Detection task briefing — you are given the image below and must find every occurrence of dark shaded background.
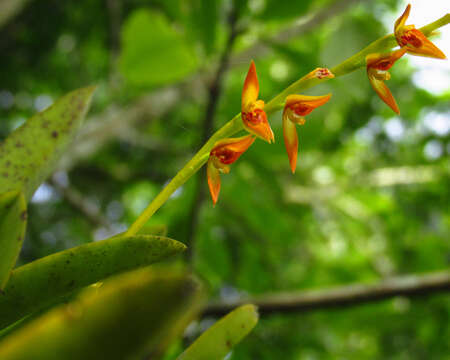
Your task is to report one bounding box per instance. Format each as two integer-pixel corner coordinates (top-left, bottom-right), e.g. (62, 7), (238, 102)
(0, 0), (449, 358)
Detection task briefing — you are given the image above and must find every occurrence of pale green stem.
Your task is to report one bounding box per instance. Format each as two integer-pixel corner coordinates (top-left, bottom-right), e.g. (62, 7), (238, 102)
(126, 14), (449, 236)
(126, 115), (242, 235)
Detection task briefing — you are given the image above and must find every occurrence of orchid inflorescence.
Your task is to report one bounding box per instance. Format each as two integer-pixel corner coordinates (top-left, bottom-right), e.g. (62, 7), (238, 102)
(366, 4), (446, 115)
(124, 4), (447, 236)
(206, 4), (447, 205)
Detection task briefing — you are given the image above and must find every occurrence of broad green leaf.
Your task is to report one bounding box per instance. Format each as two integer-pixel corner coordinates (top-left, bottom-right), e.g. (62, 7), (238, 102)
(120, 9), (197, 87)
(0, 268), (204, 360)
(178, 304), (259, 360)
(0, 86), (96, 201)
(0, 191), (27, 290)
(0, 235), (186, 329)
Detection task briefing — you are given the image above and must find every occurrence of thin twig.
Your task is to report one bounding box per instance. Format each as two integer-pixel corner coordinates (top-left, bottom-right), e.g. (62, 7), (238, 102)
(49, 177), (112, 230)
(106, 0), (122, 87)
(0, 0), (31, 27)
(203, 270), (450, 317)
(185, 3), (241, 261)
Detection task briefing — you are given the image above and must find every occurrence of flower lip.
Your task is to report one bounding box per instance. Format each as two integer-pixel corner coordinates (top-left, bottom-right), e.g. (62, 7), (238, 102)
(241, 108), (274, 143)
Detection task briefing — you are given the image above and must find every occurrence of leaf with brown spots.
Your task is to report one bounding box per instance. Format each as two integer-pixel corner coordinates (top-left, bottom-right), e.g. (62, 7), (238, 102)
(0, 191), (27, 290)
(0, 86), (96, 201)
(177, 304), (259, 360)
(0, 234), (187, 330)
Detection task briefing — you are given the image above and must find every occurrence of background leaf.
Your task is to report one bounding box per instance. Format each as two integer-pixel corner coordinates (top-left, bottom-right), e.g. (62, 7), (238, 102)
(0, 267), (204, 360)
(0, 234), (186, 329)
(0, 86), (96, 201)
(178, 304), (259, 360)
(119, 9), (198, 88)
(0, 191), (27, 290)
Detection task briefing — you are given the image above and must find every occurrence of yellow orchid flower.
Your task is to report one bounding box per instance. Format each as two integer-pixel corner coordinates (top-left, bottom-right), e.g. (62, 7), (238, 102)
(241, 61), (275, 143)
(207, 135), (256, 205)
(395, 4), (446, 59)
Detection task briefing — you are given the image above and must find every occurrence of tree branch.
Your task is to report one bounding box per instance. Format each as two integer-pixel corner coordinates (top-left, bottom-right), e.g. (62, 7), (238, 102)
(185, 3), (241, 261)
(203, 271), (450, 317)
(0, 0), (31, 28)
(49, 176), (112, 230)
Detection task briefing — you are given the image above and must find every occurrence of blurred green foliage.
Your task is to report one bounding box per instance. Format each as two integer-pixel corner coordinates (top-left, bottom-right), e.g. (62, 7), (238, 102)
(0, 0), (449, 358)
(120, 9), (198, 87)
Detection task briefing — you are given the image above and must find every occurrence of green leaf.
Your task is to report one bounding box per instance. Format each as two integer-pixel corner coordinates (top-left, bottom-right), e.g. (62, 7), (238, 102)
(0, 267), (203, 360)
(120, 9), (197, 87)
(0, 191), (27, 290)
(0, 86), (96, 201)
(0, 235), (186, 329)
(178, 304), (259, 360)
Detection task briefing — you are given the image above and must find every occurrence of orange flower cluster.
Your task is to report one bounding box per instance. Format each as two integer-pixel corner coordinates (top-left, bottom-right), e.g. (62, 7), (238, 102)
(206, 62), (333, 204)
(366, 4), (446, 115)
(206, 4), (446, 204)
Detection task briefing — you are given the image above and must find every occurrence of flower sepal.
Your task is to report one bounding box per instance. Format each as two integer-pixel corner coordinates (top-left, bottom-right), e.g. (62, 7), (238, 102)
(241, 61), (275, 143)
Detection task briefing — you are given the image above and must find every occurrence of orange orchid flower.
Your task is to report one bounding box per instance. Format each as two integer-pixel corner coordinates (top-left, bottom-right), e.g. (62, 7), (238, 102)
(241, 61), (274, 143)
(366, 48), (407, 114)
(207, 135), (255, 205)
(283, 93), (331, 173)
(394, 4), (446, 59)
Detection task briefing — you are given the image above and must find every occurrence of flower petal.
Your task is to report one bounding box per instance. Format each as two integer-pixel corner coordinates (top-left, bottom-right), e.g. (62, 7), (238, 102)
(242, 60), (259, 112)
(283, 108), (299, 174)
(394, 4), (411, 35)
(403, 29), (446, 59)
(367, 69), (400, 114)
(207, 159), (221, 205)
